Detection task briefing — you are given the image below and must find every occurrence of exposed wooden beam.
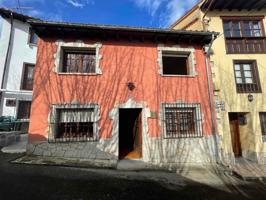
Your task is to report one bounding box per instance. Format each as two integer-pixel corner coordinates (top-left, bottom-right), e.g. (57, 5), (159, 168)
(256, 0), (266, 10)
(209, 0), (220, 11)
(219, 0), (234, 11)
(247, 0), (264, 11)
(228, 0), (241, 11)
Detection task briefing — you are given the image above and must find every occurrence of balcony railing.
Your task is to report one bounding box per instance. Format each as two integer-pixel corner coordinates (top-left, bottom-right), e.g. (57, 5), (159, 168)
(225, 37), (266, 54)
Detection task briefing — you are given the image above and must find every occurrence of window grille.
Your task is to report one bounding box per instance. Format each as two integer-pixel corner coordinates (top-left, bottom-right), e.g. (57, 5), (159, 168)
(162, 103), (203, 138)
(49, 107), (98, 142)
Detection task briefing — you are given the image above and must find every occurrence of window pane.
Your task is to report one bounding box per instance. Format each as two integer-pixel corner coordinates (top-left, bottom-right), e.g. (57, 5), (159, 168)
(234, 64), (241, 70)
(245, 78), (253, 84)
(243, 21), (252, 37)
(243, 64), (251, 70)
(21, 64), (34, 90)
(236, 78), (243, 84)
(252, 21), (260, 29)
(232, 22), (241, 37)
(29, 28), (38, 44)
(223, 21), (230, 30)
(244, 71), (252, 77)
(235, 71), (242, 77)
(223, 21), (231, 37)
(17, 101), (31, 119)
(254, 29), (262, 37)
(62, 50), (96, 73)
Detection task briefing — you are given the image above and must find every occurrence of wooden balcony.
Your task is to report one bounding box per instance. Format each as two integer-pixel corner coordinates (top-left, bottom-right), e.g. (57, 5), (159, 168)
(225, 37), (266, 54)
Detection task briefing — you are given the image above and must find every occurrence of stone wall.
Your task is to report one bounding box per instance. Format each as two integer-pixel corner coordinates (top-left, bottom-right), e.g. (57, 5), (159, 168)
(27, 134), (220, 166)
(0, 131), (21, 147)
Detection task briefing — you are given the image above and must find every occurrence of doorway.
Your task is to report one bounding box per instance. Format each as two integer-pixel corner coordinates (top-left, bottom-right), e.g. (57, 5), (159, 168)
(229, 113), (242, 157)
(119, 108), (142, 159)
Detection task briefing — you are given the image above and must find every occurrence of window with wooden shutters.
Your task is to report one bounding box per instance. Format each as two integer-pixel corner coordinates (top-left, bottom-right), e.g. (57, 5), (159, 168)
(259, 113), (266, 142)
(62, 49), (96, 73)
(162, 103), (203, 138)
(233, 61), (261, 93)
(222, 17), (266, 54)
(17, 101), (31, 119)
(21, 64), (34, 90)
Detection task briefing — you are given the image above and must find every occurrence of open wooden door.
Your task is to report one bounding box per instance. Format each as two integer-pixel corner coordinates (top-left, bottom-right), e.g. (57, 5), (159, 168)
(119, 109), (142, 159)
(133, 111), (142, 157)
(229, 113), (242, 157)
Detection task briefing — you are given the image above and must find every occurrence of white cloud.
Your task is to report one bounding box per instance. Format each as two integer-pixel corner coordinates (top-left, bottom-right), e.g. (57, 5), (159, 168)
(25, 9), (43, 17)
(66, 0), (94, 8)
(67, 0), (84, 8)
(131, 0), (199, 27)
(131, 0), (165, 16)
(162, 0), (198, 27)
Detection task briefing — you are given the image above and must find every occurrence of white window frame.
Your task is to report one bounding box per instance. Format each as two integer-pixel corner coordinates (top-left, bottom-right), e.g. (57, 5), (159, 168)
(48, 103), (100, 142)
(157, 44), (197, 77)
(54, 40), (102, 75)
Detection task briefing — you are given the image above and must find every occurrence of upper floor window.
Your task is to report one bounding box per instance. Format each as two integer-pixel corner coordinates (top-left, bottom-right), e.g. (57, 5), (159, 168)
(233, 60), (261, 93)
(62, 49), (96, 73)
(222, 17), (266, 54)
(162, 52), (189, 75)
(54, 41), (102, 74)
(223, 20), (263, 38)
(21, 63), (34, 90)
(158, 45), (196, 76)
(28, 28), (38, 45)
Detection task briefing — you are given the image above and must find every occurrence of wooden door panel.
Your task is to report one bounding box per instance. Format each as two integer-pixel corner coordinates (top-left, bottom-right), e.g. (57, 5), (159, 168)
(229, 118), (242, 157)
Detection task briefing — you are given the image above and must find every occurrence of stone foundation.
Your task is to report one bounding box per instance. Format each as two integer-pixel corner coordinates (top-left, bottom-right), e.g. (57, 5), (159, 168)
(27, 134), (220, 166)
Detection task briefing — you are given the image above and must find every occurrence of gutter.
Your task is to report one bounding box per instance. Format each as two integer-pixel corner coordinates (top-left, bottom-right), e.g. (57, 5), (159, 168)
(1, 12), (13, 90)
(204, 33), (220, 163)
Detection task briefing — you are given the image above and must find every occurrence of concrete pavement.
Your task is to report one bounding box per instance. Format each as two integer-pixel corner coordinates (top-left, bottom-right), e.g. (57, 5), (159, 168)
(1, 133), (27, 153)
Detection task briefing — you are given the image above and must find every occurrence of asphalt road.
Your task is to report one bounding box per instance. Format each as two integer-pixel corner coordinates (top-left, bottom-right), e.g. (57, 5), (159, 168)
(0, 152), (266, 200)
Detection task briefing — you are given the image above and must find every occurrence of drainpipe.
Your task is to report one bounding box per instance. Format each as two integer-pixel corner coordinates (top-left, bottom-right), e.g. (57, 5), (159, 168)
(0, 12), (13, 115)
(1, 12), (13, 89)
(204, 33), (220, 163)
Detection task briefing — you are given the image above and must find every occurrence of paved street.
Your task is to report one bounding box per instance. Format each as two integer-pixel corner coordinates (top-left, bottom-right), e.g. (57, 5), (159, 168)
(0, 152), (266, 200)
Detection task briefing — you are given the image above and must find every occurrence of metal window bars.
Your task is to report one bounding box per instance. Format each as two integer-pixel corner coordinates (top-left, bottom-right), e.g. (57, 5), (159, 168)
(162, 103), (203, 139)
(48, 107), (98, 143)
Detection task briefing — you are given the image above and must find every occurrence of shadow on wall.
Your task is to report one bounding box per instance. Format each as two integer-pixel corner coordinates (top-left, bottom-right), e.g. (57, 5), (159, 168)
(29, 38), (220, 167)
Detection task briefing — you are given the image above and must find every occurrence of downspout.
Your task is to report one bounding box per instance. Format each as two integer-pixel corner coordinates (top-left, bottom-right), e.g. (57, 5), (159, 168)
(1, 12), (13, 89)
(204, 33), (220, 163)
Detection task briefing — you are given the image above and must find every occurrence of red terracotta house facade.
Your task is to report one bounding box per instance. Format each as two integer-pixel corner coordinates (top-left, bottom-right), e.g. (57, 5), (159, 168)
(27, 20), (218, 166)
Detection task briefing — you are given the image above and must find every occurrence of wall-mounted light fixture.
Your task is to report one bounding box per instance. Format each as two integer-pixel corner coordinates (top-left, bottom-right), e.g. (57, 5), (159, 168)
(127, 82), (135, 91)
(248, 94), (253, 102)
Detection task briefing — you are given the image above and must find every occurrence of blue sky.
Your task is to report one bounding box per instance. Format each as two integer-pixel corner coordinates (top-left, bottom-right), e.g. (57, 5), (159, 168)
(0, 0), (199, 28)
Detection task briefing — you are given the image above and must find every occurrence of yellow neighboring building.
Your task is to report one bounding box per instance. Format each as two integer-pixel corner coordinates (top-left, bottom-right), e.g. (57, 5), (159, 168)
(171, 0), (266, 165)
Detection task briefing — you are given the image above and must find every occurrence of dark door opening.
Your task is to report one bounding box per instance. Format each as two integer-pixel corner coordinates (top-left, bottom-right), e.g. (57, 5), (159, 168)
(119, 108), (142, 159)
(229, 113), (242, 157)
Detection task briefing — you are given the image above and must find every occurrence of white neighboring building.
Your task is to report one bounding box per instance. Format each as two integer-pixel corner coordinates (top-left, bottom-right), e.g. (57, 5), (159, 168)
(0, 8), (37, 122)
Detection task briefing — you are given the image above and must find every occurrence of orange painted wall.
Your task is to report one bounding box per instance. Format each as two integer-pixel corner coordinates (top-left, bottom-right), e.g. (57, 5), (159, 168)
(29, 37), (213, 143)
